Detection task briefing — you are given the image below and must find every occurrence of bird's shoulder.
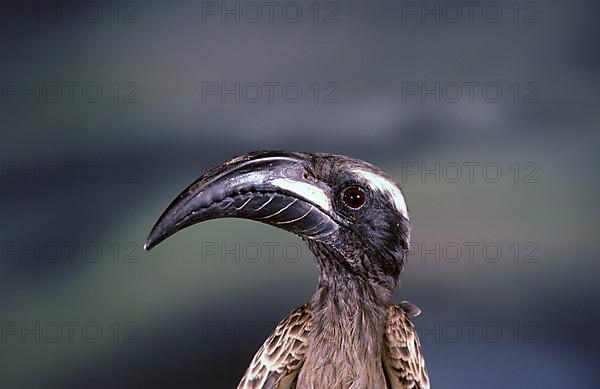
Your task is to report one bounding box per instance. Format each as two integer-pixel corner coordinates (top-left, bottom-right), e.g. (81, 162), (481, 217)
(383, 301), (430, 389)
(237, 303), (312, 389)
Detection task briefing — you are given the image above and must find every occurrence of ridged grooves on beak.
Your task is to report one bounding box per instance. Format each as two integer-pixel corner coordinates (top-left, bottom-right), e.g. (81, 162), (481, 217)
(144, 151), (338, 251)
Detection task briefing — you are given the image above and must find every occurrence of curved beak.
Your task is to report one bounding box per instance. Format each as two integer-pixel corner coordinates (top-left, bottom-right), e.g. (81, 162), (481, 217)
(144, 151), (339, 251)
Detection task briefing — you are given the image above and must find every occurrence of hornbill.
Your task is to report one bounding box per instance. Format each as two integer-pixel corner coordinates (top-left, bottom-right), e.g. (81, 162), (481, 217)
(144, 151), (430, 389)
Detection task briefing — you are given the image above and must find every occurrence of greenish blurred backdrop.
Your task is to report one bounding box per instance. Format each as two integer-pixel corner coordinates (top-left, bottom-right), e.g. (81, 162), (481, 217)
(1, 0), (599, 387)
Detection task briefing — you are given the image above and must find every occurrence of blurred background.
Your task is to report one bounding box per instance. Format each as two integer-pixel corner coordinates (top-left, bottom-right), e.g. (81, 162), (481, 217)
(1, 0), (599, 387)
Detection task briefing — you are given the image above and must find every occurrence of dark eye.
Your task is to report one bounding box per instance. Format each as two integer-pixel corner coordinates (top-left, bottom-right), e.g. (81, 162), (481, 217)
(342, 186), (366, 209)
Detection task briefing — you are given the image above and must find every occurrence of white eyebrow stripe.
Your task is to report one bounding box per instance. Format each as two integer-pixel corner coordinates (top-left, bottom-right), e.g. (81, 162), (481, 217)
(271, 178), (332, 212)
(351, 169), (408, 219)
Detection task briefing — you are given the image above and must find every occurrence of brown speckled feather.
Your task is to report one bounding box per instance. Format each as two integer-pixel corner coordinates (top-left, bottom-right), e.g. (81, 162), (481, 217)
(237, 301), (429, 389)
(237, 304), (312, 389)
(383, 303), (430, 389)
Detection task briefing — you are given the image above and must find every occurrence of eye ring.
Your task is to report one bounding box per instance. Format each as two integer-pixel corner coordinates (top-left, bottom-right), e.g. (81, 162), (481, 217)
(342, 186), (366, 209)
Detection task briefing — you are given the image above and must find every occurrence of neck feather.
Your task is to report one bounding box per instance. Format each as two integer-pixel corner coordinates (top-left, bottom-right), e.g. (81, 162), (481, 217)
(299, 240), (395, 387)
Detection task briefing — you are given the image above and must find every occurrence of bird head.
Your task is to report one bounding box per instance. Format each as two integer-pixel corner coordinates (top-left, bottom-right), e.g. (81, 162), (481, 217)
(145, 151), (410, 287)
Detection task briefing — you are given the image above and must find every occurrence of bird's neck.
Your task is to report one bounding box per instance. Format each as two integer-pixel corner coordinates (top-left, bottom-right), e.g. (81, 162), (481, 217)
(307, 239), (397, 309)
(311, 258), (393, 337)
(302, 242), (395, 387)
